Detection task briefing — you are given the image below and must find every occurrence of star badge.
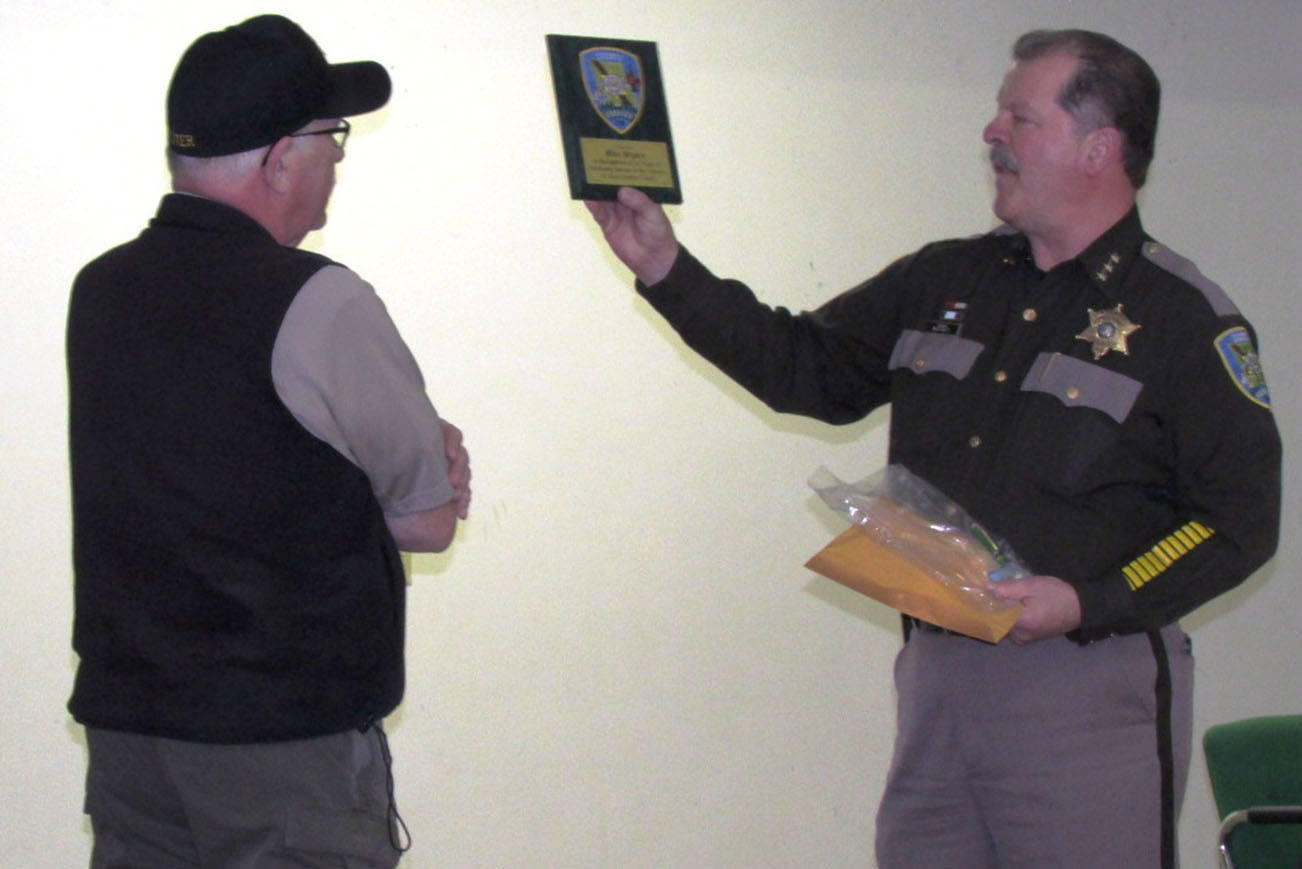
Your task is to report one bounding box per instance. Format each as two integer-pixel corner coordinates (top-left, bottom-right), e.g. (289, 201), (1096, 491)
(1076, 303), (1141, 359)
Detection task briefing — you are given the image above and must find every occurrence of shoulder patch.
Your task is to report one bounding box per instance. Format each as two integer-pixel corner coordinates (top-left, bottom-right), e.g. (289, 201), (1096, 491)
(1215, 327), (1271, 409)
(1142, 241), (1238, 317)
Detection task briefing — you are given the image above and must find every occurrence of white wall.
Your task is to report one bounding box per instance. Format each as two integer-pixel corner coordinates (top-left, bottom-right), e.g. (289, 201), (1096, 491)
(3, 1), (1298, 865)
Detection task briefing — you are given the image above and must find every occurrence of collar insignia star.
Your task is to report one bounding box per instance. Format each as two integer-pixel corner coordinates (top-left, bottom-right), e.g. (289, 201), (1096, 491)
(1076, 303), (1141, 359)
(1094, 252), (1122, 282)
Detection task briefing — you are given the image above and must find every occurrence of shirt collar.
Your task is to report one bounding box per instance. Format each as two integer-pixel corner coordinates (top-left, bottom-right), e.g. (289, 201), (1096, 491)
(996, 207), (1146, 299)
(1074, 207), (1145, 299)
(153, 192), (278, 244)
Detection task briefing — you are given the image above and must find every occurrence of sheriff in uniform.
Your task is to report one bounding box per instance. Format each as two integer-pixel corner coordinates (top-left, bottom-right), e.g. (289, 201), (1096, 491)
(584, 28), (1280, 869)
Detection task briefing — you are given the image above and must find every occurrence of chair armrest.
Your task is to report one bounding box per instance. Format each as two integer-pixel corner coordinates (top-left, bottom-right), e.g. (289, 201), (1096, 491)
(1218, 806), (1302, 869)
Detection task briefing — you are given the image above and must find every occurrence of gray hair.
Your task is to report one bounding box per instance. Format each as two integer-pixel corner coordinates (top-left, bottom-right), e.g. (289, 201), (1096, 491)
(167, 146), (267, 188)
(1013, 29), (1161, 188)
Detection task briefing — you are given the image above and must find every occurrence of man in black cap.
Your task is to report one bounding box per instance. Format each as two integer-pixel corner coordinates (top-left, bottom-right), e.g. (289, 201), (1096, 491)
(67, 15), (469, 867)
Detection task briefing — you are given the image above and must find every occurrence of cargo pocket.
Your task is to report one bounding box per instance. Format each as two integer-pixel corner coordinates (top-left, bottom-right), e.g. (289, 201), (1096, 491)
(282, 804), (395, 867)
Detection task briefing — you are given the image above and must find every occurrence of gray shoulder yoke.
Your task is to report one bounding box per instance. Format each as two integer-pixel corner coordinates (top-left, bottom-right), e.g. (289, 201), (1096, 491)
(1141, 241), (1239, 317)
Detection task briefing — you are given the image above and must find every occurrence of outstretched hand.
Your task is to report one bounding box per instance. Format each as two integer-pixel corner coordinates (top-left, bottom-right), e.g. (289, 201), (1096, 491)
(584, 186), (680, 286)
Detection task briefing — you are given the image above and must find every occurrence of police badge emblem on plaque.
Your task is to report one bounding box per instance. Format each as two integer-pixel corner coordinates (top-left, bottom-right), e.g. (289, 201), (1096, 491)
(547, 34), (682, 203)
(580, 47), (645, 134)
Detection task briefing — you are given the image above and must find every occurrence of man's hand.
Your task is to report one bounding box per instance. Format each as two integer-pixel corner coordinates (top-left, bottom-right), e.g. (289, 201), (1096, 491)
(383, 422), (470, 552)
(441, 420), (471, 519)
(992, 575), (1082, 644)
(584, 186), (680, 286)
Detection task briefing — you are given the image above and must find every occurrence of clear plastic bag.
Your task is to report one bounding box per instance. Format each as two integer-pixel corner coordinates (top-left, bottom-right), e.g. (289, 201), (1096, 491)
(809, 464), (1028, 615)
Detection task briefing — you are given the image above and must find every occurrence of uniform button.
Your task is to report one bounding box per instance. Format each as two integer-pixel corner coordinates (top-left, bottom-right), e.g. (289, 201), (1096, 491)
(1023, 308), (1038, 322)
(1066, 386), (1081, 400)
(913, 357), (927, 370)
(968, 435), (982, 448)
(994, 370), (1008, 383)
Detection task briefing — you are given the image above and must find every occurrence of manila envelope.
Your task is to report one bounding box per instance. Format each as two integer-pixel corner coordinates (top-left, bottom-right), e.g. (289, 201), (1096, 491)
(806, 525), (1021, 643)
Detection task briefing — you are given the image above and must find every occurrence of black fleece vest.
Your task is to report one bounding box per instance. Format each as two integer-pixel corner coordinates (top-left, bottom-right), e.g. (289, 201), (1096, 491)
(67, 194), (405, 743)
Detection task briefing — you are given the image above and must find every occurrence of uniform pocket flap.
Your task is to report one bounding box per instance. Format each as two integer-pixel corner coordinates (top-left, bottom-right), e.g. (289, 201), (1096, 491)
(1021, 352), (1142, 423)
(888, 329), (984, 379)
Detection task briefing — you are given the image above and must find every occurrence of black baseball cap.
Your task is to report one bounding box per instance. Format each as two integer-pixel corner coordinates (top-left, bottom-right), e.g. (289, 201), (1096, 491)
(167, 14), (391, 157)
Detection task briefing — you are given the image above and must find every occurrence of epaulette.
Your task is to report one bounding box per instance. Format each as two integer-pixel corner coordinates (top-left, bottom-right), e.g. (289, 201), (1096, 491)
(1141, 241), (1238, 317)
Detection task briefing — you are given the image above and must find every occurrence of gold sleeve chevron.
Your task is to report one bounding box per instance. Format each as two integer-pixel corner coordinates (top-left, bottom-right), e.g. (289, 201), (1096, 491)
(1122, 521), (1215, 591)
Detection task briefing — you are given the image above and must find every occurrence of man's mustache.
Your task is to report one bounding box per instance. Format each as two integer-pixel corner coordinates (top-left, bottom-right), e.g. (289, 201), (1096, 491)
(990, 147), (1019, 174)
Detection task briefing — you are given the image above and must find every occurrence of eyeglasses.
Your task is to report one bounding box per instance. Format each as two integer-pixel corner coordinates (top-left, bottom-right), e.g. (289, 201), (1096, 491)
(290, 119), (351, 150)
(261, 120), (351, 165)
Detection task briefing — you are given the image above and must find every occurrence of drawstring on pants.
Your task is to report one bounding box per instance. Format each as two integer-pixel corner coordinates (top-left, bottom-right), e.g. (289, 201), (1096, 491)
(363, 720), (411, 853)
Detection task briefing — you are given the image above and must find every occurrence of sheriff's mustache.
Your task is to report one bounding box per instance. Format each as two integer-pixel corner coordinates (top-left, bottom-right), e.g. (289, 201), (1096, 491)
(990, 147), (1019, 174)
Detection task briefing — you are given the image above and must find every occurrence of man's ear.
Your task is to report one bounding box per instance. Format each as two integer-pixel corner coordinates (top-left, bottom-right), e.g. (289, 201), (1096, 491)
(1082, 126), (1123, 177)
(260, 137), (294, 192)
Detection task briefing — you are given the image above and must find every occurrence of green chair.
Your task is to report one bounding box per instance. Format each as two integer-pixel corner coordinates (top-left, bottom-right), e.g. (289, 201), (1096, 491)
(1203, 715), (1302, 868)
